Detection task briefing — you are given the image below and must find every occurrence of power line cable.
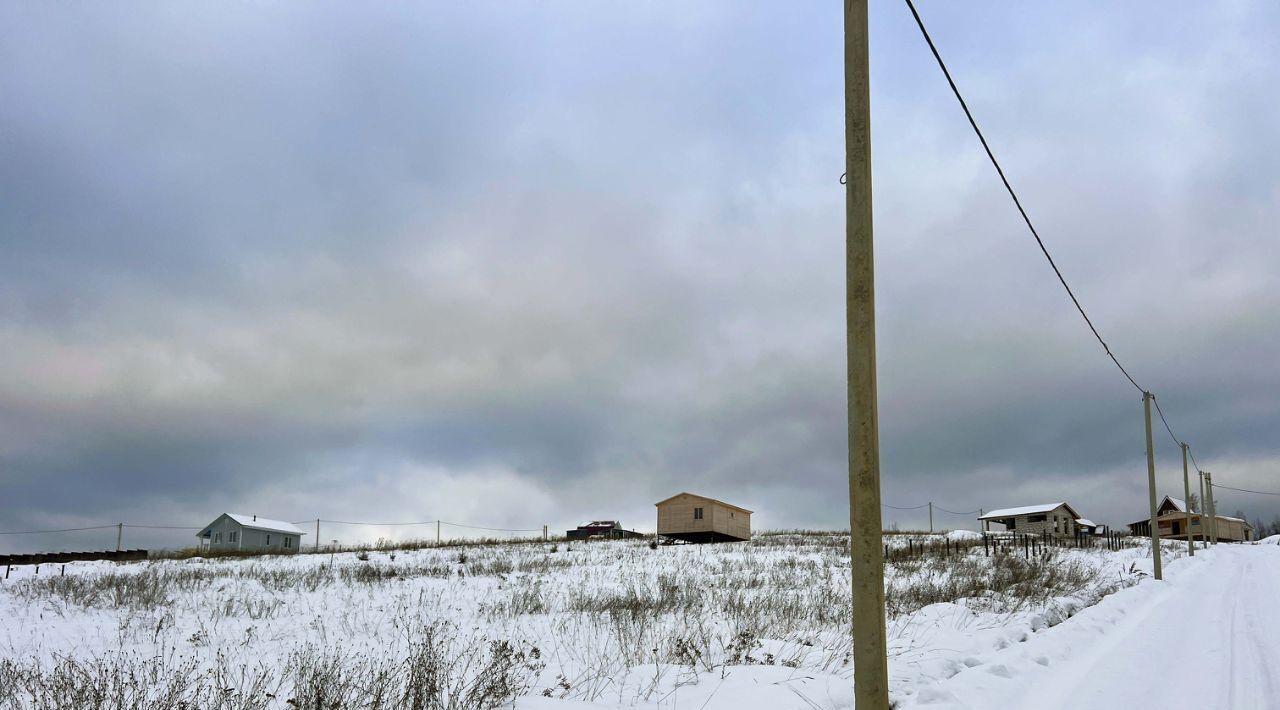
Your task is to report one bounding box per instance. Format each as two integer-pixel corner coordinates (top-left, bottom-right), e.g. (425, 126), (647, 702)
(901, 0), (1143, 394)
(882, 503), (929, 511)
(123, 525), (201, 530)
(440, 521), (542, 533)
(315, 519), (439, 527)
(934, 506), (982, 516)
(1210, 483), (1280, 497)
(0, 524), (117, 536)
(1151, 395), (1183, 449)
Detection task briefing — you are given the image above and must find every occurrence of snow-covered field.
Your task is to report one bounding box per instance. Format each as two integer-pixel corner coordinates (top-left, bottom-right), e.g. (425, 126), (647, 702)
(0, 532), (1187, 709)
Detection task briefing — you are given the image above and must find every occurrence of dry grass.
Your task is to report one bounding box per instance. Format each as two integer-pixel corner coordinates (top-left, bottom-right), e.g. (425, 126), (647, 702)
(2, 530), (1152, 707)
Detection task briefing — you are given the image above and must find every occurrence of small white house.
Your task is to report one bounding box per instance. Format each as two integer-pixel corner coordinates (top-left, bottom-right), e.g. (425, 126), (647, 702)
(197, 513), (305, 553)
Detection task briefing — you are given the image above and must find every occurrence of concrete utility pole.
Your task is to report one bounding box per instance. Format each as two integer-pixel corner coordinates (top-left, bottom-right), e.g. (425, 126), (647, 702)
(436, 520), (441, 545)
(845, 1), (890, 707)
(1181, 444), (1194, 556)
(1142, 392), (1162, 580)
(116, 522), (123, 552)
(315, 519), (321, 552)
(1205, 472), (1218, 544)
(928, 502), (934, 533)
(1198, 470), (1207, 545)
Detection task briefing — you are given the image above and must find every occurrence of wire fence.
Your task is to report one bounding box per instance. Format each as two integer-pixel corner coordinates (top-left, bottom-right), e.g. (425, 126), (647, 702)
(0, 517), (556, 557)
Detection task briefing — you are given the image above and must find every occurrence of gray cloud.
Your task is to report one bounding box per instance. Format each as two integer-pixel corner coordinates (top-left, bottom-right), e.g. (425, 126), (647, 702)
(2, 1), (1279, 552)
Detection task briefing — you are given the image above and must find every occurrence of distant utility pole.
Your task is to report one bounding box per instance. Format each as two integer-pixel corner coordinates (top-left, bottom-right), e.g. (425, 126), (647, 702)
(116, 522), (123, 552)
(845, 1), (890, 708)
(1142, 392), (1162, 580)
(928, 502), (934, 533)
(436, 520), (441, 545)
(1181, 444), (1194, 556)
(1198, 470), (1208, 546)
(1206, 472), (1218, 544)
(315, 519), (321, 552)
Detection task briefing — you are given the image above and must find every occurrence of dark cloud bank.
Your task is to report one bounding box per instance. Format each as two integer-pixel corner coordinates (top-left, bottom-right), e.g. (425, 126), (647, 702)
(2, 2), (1278, 552)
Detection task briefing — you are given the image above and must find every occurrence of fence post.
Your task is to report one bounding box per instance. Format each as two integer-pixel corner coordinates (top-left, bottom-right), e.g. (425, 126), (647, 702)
(983, 534), (989, 557)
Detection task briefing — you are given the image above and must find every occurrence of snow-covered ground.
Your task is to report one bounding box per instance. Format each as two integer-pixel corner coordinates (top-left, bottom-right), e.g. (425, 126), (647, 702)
(0, 532), (1246, 709)
(900, 542), (1280, 709)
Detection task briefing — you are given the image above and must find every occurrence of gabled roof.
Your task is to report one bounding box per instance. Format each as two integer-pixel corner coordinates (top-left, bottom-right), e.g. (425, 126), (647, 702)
(197, 513), (305, 538)
(655, 492), (753, 514)
(979, 502), (1080, 520)
(1158, 496), (1188, 513)
(1075, 518), (1097, 528)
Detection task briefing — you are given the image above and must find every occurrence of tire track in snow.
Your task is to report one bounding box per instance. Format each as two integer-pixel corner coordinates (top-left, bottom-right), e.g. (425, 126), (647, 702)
(901, 545), (1280, 709)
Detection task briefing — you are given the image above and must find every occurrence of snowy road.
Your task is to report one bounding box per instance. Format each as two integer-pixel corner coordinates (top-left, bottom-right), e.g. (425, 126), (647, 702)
(908, 543), (1280, 710)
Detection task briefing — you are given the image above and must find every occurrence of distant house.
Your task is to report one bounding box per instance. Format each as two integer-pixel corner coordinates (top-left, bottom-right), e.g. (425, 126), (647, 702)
(566, 521), (644, 540)
(1075, 518), (1102, 535)
(978, 502), (1086, 537)
(1128, 496), (1255, 543)
(655, 492), (751, 543)
(197, 514), (305, 553)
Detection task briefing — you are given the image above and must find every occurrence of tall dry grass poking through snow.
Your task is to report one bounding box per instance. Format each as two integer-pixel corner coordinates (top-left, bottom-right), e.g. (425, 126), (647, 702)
(0, 530), (1165, 708)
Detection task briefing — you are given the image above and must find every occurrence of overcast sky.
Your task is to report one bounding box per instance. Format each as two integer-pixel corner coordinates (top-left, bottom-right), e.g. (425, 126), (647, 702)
(2, 1), (1278, 553)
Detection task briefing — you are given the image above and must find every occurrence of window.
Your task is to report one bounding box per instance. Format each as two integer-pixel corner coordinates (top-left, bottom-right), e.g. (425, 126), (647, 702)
(693, 507), (704, 520)
(1027, 515), (1047, 523)
(284, 537), (293, 549)
(266, 534), (272, 545)
(215, 532), (222, 543)
(730, 512), (735, 518)
(229, 531), (238, 543)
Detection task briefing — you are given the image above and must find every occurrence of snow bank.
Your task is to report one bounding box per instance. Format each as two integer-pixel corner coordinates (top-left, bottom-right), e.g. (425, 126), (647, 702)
(946, 530), (984, 541)
(0, 533), (1170, 709)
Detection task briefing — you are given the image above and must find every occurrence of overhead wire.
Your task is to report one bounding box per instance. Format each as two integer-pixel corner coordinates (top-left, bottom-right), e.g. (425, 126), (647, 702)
(0, 524), (117, 536)
(310, 519), (439, 527)
(1151, 395), (1183, 449)
(934, 506), (982, 516)
(1209, 483), (1280, 498)
(901, 0), (1144, 395)
(897, 0), (1279, 499)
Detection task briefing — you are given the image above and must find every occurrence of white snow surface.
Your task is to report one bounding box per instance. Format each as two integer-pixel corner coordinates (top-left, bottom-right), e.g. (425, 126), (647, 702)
(978, 503), (1067, 519)
(223, 513), (306, 535)
(2, 534), (1274, 708)
(899, 543), (1280, 710)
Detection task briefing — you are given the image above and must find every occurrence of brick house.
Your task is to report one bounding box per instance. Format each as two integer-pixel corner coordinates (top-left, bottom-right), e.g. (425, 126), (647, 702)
(978, 502), (1085, 537)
